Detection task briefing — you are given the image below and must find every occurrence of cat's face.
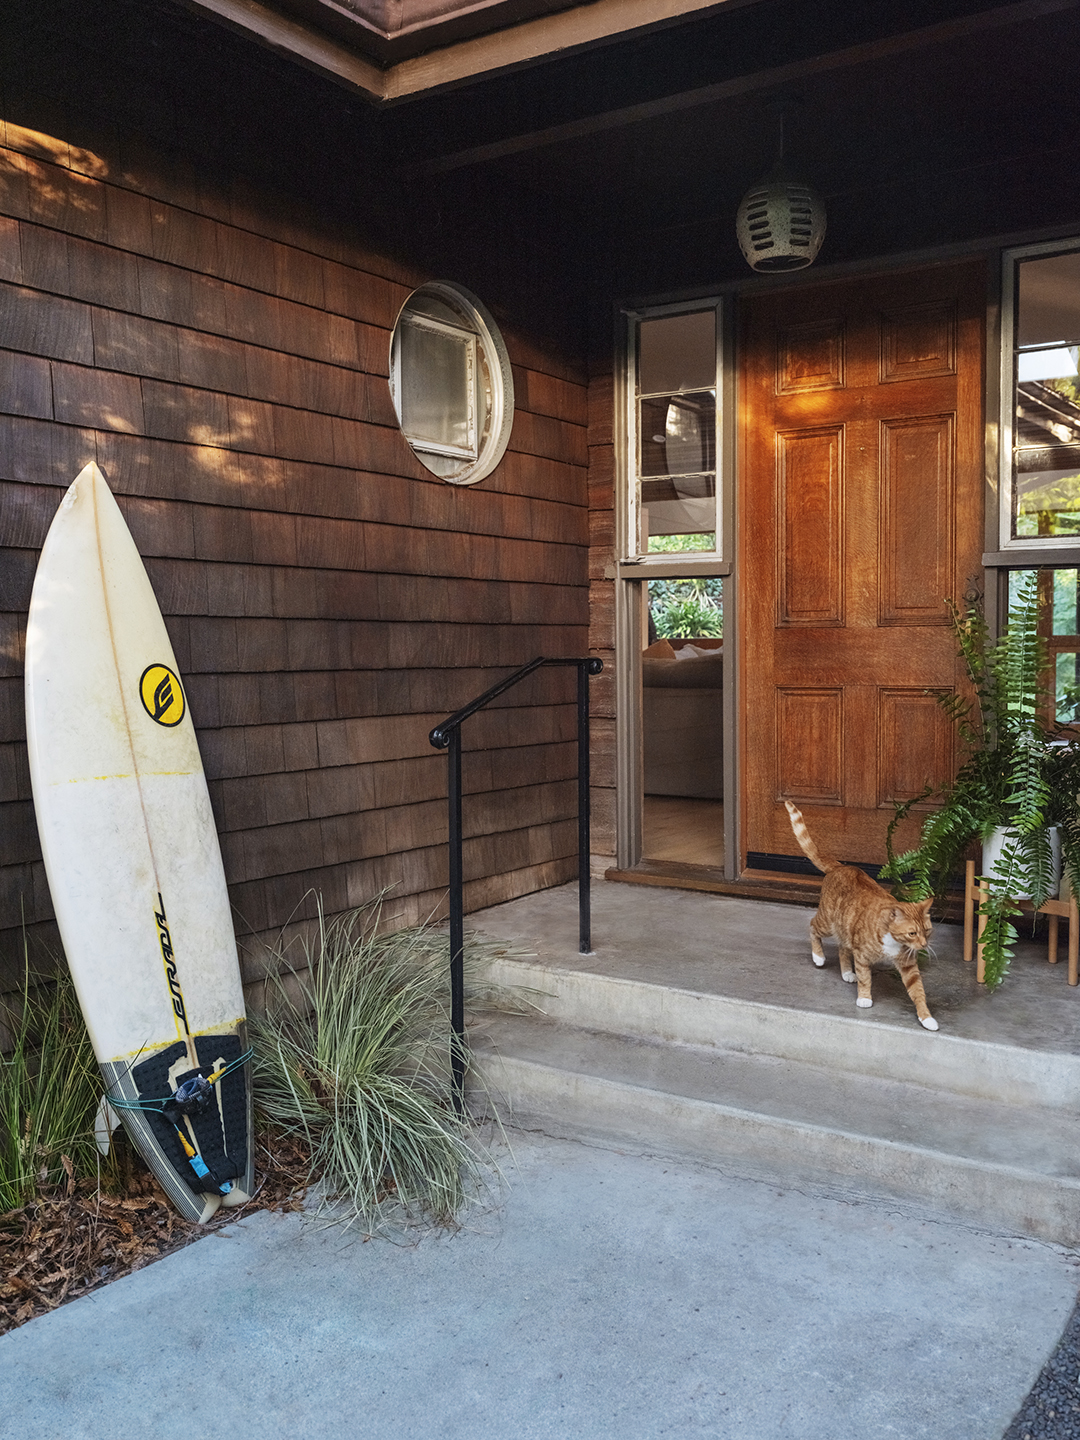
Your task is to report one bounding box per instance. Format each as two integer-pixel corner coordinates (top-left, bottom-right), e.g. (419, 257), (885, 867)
(887, 901), (933, 953)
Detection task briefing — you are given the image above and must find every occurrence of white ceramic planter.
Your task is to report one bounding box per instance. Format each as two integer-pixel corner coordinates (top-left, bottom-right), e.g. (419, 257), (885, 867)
(982, 825), (1062, 900)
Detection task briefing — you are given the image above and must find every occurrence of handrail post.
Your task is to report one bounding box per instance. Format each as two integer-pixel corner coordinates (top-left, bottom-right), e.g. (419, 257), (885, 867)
(447, 727), (466, 1115)
(431, 655), (602, 1112)
(577, 659), (592, 955)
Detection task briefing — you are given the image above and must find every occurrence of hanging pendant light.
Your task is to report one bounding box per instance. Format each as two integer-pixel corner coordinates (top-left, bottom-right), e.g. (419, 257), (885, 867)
(736, 110), (826, 272)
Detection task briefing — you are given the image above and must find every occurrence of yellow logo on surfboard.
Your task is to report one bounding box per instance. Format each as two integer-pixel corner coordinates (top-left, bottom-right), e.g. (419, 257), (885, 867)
(139, 664), (186, 727)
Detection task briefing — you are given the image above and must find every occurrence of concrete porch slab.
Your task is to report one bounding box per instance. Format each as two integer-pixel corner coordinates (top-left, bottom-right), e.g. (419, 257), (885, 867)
(467, 879), (1080, 1057)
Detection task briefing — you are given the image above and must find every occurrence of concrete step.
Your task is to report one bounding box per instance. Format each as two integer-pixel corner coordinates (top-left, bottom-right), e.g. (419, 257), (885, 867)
(476, 951), (1080, 1112)
(470, 1012), (1080, 1245)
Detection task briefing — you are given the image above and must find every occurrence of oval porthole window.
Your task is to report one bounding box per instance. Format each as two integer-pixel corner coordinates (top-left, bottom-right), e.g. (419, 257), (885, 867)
(389, 282), (514, 485)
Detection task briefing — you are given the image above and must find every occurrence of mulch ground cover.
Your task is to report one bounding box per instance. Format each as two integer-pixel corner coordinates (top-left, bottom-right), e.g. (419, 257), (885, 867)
(0, 1127), (311, 1336)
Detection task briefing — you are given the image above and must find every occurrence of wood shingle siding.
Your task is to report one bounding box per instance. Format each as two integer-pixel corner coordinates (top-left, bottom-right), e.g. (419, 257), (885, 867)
(0, 117), (590, 992)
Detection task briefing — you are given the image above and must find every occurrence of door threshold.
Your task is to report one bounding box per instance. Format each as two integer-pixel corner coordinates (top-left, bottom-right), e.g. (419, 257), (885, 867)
(607, 860), (965, 922)
(606, 859), (821, 906)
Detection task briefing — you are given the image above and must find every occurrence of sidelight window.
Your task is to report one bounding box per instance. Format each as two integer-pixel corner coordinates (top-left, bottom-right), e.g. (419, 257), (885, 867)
(629, 306), (721, 556)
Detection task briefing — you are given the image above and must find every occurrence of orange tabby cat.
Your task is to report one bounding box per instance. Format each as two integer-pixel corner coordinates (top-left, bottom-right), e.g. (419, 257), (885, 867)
(785, 801), (938, 1031)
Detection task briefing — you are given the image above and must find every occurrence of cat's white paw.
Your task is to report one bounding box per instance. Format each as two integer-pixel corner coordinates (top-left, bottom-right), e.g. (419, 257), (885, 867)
(811, 952), (825, 967)
(856, 996), (873, 1008)
(841, 970), (856, 983)
(920, 1015), (939, 1031)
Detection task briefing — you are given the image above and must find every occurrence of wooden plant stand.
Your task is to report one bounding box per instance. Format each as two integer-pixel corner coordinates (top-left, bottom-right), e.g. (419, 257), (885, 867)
(963, 859), (1079, 986)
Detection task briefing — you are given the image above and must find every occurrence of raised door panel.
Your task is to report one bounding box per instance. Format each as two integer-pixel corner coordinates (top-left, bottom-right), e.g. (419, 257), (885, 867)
(777, 427), (844, 626)
(879, 414), (955, 626)
(777, 318), (845, 393)
(776, 688), (843, 803)
(880, 301), (957, 383)
(877, 688), (954, 808)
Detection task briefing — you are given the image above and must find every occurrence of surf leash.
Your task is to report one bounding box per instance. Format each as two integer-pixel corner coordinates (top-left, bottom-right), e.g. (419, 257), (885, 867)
(105, 1049), (253, 1195)
(106, 1049), (254, 1117)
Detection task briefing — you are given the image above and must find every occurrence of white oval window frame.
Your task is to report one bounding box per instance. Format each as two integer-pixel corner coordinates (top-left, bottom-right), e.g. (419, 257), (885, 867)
(389, 281), (515, 486)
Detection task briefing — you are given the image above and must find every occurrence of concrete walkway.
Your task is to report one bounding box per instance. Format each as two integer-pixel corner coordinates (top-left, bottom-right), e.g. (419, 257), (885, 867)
(1, 1131), (1077, 1440)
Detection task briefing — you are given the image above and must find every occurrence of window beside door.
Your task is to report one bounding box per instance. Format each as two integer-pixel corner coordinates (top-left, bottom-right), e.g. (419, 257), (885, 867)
(620, 298), (728, 872)
(1008, 568), (1080, 728)
(631, 307), (721, 557)
(1004, 244), (1080, 545)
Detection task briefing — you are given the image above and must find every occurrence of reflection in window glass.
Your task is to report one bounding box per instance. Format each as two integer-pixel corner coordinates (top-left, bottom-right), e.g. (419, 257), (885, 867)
(1007, 568), (1080, 725)
(638, 311), (716, 394)
(1056, 652), (1080, 725)
(634, 310), (718, 554)
(647, 567), (723, 639)
(1013, 251), (1080, 537)
(1050, 568), (1080, 635)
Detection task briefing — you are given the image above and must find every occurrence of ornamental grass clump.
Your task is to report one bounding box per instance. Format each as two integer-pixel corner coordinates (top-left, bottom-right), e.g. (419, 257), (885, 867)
(0, 958), (105, 1212)
(251, 897), (499, 1231)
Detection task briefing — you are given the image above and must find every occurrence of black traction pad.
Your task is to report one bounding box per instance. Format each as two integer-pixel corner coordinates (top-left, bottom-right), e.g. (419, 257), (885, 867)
(132, 1035), (249, 1195)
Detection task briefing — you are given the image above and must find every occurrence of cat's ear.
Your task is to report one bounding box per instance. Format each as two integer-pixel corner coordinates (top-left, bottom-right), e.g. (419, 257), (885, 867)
(890, 907), (904, 922)
(919, 899), (933, 916)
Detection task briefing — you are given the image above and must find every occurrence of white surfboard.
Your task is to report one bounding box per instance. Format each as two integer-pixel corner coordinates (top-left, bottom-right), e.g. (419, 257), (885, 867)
(24, 463), (253, 1223)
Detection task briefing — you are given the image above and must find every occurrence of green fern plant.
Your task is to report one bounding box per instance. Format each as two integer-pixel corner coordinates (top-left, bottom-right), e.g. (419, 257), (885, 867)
(882, 572), (1080, 989)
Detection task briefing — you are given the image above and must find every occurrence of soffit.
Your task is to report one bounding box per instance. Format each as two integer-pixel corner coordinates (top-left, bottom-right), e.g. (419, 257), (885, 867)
(180, 0), (754, 100)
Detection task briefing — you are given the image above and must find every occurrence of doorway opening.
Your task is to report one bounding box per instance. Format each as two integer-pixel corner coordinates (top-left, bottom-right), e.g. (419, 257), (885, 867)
(641, 572), (724, 868)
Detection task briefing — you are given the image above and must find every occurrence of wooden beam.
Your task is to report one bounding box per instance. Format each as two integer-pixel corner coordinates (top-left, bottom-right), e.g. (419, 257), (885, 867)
(180, 0), (387, 99)
(182, 0), (744, 103)
(415, 0), (1080, 172)
(384, 0), (741, 99)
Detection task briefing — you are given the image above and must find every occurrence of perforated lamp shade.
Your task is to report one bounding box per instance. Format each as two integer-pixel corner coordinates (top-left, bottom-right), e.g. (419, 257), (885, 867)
(736, 162), (826, 272)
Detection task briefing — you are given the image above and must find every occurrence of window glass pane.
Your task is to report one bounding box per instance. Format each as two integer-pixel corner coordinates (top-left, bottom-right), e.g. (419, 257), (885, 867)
(1018, 253), (1080, 347)
(638, 311), (715, 394)
(399, 319), (475, 455)
(641, 478), (716, 549)
(647, 574), (723, 639)
(1050, 568), (1080, 635)
(1055, 651), (1080, 725)
(634, 309), (719, 556)
(640, 392), (716, 477)
(1006, 569), (1080, 727)
(1014, 253), (1080, 538)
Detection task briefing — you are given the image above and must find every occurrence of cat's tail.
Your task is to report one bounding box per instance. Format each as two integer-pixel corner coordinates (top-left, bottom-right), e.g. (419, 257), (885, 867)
(784, 801), (840, 873)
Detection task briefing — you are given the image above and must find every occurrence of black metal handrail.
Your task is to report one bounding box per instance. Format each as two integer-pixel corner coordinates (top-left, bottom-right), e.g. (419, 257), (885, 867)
(430, 655), (603, 1110)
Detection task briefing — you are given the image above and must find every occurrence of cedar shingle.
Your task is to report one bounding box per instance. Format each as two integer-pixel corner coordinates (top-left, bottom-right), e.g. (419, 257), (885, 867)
(117, 495), (196, 558)
(0, 678), (25, 744)
(263, 770), (310, 826)
(292, 671), (337, 721)
(282, 720), (319, 771)
(0, 285), (93, 364)
(142, 378), (230, 447)
(0, 799), (39, 866)
(0, 350), (52, 420)
(0, 217), (21, 285)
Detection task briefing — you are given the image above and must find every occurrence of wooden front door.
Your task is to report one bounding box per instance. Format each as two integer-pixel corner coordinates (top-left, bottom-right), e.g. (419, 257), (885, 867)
(738, 261), (986, 869)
